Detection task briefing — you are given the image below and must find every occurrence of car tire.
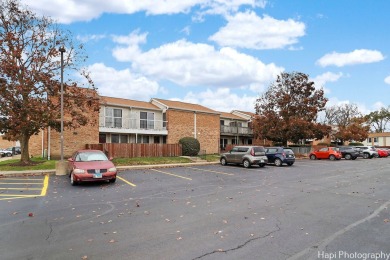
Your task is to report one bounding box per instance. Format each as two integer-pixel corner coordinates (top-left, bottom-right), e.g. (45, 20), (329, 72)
(109, 178), (116, 183)
(70, 173), (78, 186)
(310, 154), (316, 160)
(259, 163), (265, 168)
(351, 157), (357, 160)
(7, 153), (12, 157)
(344, 154), (352, 160)
(287, 162), (294, 166)
(220, 158), (227, 166)
(274, 158), (282, 167)
(329, 155), (336, 161)
(363, 153), (369, 159)
(243, 159), (251, 168)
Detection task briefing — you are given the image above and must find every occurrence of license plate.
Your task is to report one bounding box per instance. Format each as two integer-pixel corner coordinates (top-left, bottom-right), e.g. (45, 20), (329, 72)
(93, 173), (102, 178)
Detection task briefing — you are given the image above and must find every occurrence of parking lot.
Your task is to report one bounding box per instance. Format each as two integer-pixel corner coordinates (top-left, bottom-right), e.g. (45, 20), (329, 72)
(1, 158), (390, 260)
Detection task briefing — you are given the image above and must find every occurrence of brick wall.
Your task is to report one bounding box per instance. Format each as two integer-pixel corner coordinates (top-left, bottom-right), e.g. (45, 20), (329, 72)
(166, 110), (220, 154)
(0, 136), (18, 149)
(29, 113), (99, 159)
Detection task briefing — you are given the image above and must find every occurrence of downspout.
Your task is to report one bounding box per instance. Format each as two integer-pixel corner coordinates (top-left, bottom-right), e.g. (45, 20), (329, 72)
(48, 126), (51, 160)
(41, 130), (44, 157)
(194, 112), (197, 139)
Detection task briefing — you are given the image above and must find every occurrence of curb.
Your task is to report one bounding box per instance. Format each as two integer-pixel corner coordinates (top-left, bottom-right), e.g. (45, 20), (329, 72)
(0, 161), (220, 177)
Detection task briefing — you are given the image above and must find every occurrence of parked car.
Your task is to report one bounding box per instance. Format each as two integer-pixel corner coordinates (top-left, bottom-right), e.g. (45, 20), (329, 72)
(309, 147), (342, 161)
(0, 148), (13, 157)
(353, 146), (379, 159)
(220, 146), (268, 168)
(265, 147), (295, 166)
(376, 148), (389, 158)
(67, 149), (117, 186)
(337, 146), (360, 160)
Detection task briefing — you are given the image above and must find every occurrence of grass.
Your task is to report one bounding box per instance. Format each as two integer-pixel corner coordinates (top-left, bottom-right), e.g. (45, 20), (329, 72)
(0, 154), (220, 172)
(0, 157), (57, 171)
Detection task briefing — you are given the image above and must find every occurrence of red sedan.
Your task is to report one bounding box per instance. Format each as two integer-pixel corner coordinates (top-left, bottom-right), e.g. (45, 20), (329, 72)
(309, 147), (342, 161)
(67, 150), (117, 186)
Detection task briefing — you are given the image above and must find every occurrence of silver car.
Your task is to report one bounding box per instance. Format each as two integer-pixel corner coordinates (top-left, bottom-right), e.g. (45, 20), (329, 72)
(220, 146), (268, 168)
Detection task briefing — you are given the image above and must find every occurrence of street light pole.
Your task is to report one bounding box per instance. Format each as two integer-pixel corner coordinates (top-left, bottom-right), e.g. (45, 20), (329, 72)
(59, 46), (65, 161)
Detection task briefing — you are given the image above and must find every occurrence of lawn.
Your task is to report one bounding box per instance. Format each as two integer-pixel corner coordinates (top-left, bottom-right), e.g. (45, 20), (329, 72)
(0, 155), (220, 172)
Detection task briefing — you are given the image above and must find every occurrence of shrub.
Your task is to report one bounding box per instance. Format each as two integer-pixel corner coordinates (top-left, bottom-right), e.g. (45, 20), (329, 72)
(179, 137), (200, 156)
(348, 142), (364, 146)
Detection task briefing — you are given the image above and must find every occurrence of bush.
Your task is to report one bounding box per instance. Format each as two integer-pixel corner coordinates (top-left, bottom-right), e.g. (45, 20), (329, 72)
(179, 137), (200, 156)
(348, 142), (364, 146)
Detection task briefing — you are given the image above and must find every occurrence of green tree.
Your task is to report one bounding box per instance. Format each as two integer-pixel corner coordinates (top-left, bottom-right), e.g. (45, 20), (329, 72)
(253, 72), (330, 146)
(0, 0), (99, 164)
(365, 106), (390, 133)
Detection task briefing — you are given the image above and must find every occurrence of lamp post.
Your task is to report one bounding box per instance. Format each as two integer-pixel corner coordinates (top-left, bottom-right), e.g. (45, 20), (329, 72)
(56, 46), (67, 175)
(59, 46), (65, 161)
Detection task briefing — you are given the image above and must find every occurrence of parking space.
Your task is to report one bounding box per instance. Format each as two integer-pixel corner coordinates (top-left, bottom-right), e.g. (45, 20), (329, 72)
(0, 158), (389, 260)
(0, 175), (49, 201)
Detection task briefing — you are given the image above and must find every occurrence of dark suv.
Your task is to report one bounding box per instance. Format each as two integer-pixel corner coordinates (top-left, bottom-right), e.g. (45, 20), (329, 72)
(337, 146), (360, 160)
(220, 146), (268, 168)
(265, 147), (295, 166)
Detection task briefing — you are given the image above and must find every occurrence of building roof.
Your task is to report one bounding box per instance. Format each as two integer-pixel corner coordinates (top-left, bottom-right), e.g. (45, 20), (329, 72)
(100, 96), (161, 111)
(151, 98), (219, 114)
(232, 110), (256, 117)
(219, 111), (248, 121)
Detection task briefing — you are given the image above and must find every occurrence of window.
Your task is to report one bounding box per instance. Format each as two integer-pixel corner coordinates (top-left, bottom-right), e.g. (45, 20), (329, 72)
(111, 134), (119, 143)
(163, 113), (167, 128)
(374, 137), (378, 142)
(319, 147), (328, 152)
(140, 112), (154, 129)
(137, 135), (149, 144)
(99, 134), (106, 143)
(368, 138), (372, 143)
(162, 136), (167, 144)
(154, 136), (160, 144)
(220, 138), (228, 149)
(120, 135), (128, 143)
(220, 120), (225, 125)
(105, 108), (122, 128)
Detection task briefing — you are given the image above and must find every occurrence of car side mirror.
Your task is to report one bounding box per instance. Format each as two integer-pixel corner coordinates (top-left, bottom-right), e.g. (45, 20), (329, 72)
(109, 157), (114, 161)
(67, 158), (74, 162)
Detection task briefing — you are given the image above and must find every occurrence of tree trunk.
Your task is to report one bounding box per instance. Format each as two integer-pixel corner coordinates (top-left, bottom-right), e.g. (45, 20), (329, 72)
(20, 134), (31, 164)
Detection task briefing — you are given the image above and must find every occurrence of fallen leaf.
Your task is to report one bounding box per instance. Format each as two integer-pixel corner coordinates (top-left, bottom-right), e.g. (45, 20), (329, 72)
(28, 213), (34, 217)
(109, 239), (116, 243)
(384, 219), (390, 223)
(81, 256), (88, 259)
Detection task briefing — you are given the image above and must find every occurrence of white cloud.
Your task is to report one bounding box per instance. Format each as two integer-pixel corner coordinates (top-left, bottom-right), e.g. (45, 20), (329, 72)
(88, 63), (161, 101)
(317, 49), (385, 67)
(181, 88), (258, 112)
(21, 0), (267, 24)
(112, 31), (283, 91)
(209, 12), (305, 50)
(76, 34), (106, 43)
(385, 75), (390, 85)
(311, 72), (343, 93)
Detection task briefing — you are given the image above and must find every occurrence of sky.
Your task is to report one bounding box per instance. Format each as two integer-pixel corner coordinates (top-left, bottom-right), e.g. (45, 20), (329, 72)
(20, 0), (390, 114)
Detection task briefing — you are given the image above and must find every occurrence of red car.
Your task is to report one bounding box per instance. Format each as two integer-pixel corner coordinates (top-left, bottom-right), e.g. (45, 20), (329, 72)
(377, 149), (389, 158)
(309, 147), (342, 161)
(67, 150), (117, 186)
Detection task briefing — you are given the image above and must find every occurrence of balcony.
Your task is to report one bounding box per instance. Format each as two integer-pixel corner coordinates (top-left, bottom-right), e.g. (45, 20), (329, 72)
(220, 125), (253, 136)
(100, 118), (168, 135)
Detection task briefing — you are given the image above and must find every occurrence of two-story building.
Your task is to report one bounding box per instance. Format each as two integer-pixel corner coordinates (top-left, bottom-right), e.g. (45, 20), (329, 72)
(28, 95), (255, 158)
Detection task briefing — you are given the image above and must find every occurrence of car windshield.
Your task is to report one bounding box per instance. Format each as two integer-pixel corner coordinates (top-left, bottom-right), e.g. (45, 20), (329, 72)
(75, 152), (108, 162)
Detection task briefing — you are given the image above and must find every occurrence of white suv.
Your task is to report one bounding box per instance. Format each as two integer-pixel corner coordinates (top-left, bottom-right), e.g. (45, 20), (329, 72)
(354, 146), (378, 159)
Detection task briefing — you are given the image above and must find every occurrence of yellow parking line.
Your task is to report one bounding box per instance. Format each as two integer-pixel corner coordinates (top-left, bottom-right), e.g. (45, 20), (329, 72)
(150, 169), (192, 181)
(0, 178), (42, 181)
(40, 175), (49, 196)
(0, 182), (43, 185)
(186, 167), (234, 176)
(0, 187), (42, 190)
(0, 194), (38, 197)
(117, 176), (136, 187)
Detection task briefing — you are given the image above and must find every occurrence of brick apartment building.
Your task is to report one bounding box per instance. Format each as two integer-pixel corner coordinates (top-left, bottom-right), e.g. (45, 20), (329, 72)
(28, 95), (257, 158)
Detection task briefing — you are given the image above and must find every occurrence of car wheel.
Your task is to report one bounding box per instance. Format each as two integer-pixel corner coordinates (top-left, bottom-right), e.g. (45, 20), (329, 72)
(259, 163), (265, 168)
(243, 159), (251, 168)
(7, 153), (12, 157)
(310, 154), (316, 160)
(274, 158), (282, 167)
(345, 154), (352, 160)
(329, 155), (336, 161)
(363, 153), (369, 159)
(287, 162), (294, 166)
(70, 173), (78, 186)
(109, 178), (116, 183)
(220, 158), (227, 166)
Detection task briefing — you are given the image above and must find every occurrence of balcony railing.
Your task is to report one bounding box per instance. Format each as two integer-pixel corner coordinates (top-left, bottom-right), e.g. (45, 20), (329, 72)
(100, 118), (167, 131)
(220, 125), (253, 135)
